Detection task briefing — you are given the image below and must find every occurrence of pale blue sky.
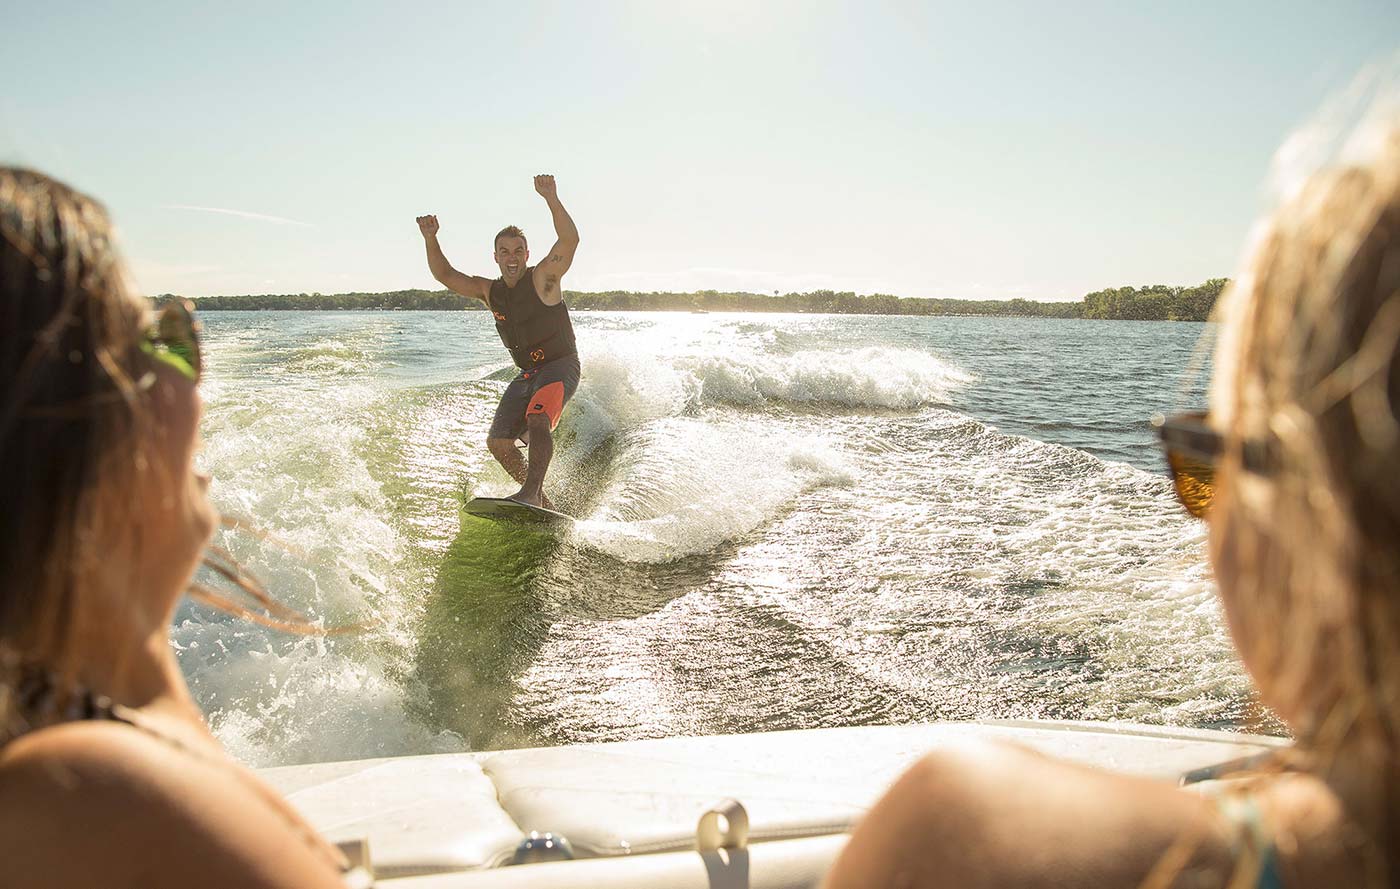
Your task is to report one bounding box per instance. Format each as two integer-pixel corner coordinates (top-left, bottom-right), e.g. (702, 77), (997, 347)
(2, 1), (1396, 300)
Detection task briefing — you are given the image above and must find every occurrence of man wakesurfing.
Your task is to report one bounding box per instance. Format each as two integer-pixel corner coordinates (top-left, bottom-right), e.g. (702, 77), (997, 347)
(416, 174), (581, 510)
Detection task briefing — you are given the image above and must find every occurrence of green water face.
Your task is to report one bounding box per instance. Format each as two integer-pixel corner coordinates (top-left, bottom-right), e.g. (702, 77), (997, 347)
(409, 512), (560, 751)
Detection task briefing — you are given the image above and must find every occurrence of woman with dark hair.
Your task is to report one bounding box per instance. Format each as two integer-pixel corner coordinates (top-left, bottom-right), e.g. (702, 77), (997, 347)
(825, 124), (1400, 888)
(0, 168), (355, 888)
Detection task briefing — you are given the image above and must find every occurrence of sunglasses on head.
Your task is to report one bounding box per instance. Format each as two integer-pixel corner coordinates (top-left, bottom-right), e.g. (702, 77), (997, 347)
(1151, 411), (1275, 519)
(139, 298), (202, 383)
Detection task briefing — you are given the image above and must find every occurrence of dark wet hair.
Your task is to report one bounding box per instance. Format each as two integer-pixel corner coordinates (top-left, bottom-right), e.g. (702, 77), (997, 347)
(494, 225), (527, 250)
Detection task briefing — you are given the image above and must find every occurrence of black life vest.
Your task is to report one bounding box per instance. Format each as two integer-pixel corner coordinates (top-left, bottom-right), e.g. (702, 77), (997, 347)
(487, 268), (577, 369)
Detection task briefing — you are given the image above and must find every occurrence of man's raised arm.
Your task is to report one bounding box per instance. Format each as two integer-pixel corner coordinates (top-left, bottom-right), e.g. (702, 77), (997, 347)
(530, 175), (579, 306)
(416, 214), (490, 302)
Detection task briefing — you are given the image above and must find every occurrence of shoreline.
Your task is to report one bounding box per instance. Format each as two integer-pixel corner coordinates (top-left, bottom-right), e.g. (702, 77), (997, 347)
(167, 279), (1228, 322)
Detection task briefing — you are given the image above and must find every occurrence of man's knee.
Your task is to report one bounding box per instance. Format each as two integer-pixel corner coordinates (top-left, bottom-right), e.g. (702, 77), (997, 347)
(487, 437), (518, 459)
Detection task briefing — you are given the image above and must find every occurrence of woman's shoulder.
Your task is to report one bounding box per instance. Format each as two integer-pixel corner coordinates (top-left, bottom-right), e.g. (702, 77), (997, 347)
(1, 717), (170, 801)
(0, 721), (184, 885)
(0, 718), (347, 889)
(825, 740), (1239, 889)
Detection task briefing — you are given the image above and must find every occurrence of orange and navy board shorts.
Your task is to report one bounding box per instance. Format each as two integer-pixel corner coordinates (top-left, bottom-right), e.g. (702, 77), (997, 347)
(488, 353), (581, 443)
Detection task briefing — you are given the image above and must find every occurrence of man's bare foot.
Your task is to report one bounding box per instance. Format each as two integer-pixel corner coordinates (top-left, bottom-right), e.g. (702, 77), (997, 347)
(508, 489), (553, 510)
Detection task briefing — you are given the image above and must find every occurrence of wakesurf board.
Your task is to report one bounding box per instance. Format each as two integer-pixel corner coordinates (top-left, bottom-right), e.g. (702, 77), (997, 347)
(461, 497), (574, 527)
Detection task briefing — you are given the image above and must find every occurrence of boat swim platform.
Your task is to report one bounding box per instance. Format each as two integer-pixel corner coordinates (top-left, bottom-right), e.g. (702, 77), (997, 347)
(259, 719), (1287, 888)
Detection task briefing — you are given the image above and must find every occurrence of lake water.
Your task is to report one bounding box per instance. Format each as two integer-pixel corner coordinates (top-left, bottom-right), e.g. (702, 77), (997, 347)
(181, 310), (1270, 768)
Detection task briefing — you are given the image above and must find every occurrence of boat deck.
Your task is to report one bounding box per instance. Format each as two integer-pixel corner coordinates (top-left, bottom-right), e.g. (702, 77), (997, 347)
(260, 719), (1287, 887)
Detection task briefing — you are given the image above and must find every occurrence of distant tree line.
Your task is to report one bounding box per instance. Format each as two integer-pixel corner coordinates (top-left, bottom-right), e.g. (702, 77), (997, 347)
(168, 289), (466, 312)
(166, 278), (1229, 321)
(1080, 278), (1228, 321)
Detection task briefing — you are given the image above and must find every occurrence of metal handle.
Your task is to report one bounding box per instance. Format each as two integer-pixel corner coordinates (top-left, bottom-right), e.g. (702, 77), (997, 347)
(696, 799), (749, 852)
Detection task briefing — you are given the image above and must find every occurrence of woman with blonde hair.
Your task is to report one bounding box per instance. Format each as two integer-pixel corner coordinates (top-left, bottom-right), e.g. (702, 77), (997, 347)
(0, 168), (357, 887)
(826, 122), (1400, 887)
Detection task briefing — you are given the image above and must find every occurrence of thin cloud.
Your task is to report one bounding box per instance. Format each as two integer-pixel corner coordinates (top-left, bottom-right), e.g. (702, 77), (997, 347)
(162, 204), (315, 227)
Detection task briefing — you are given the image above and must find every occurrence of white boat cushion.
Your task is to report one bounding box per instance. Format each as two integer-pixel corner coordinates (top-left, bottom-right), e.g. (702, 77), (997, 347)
(262, 754), (525, 877)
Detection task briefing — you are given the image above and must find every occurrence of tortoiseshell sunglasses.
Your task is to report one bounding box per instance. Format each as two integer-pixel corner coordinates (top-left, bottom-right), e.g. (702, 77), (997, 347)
(1151, 411), (1274, 518)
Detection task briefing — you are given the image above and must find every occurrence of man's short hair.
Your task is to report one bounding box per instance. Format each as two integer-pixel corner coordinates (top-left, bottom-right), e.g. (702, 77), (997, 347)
(495, 225), (527, 249)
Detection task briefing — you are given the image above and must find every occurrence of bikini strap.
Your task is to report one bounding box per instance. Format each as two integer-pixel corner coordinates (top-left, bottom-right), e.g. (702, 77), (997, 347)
(1216, 795), (1287, 889)
(1, 657), (124, 746)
